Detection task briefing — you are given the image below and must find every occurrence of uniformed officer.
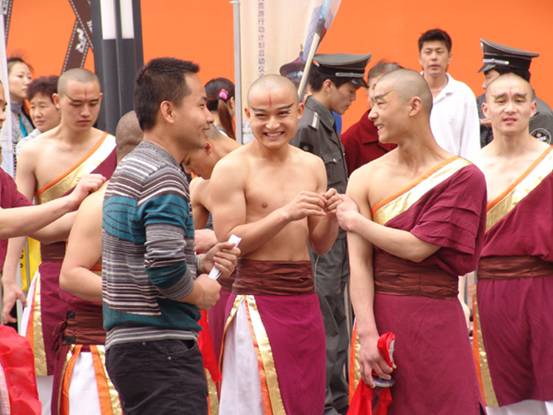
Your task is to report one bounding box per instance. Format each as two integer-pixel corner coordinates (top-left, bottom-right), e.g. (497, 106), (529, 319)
(291, 53), (370, 415)
(478, 38), (553, 146)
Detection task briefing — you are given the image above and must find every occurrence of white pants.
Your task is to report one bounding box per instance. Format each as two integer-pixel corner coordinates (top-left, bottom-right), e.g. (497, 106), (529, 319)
(488, 400), (553, 415)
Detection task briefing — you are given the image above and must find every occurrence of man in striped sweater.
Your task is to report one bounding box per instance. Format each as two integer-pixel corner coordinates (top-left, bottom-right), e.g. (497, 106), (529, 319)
(102, 58), (239, 415)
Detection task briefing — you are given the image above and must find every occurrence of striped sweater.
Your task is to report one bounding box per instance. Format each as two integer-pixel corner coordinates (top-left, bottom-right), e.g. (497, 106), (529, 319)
(102, 141), (200, 349)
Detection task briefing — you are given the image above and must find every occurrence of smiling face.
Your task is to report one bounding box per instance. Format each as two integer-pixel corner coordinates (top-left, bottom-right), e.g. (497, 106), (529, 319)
(483, 74), (536, 137)
(419, 40), (451, 78)
(246, 81), (303, 150)
(368, 80), (408, 144)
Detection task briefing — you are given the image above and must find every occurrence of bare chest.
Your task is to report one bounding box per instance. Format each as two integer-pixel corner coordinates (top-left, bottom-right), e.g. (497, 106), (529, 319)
(34, 146), (92, 189)
(481, 159), (536, 202)
(245, 169), (318, 215)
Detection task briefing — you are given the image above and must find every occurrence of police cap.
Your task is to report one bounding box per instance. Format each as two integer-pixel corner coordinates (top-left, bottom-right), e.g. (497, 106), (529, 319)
(313, 53), (371, 87)
(479, 38), (539, 78)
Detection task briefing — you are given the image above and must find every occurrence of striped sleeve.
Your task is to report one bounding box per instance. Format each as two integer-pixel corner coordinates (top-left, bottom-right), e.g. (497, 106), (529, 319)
(138, 168), (193, 300)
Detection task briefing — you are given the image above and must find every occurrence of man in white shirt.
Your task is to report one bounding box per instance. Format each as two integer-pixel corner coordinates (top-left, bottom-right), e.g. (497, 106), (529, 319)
(418, 28), (480, 161)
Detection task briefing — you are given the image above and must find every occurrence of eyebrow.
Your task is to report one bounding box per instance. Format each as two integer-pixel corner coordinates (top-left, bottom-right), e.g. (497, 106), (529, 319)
(65, 94), (100, 103)
(372, 91), (391, 101)
(492, 92), (528, 99)
(251, 103), (294, 112)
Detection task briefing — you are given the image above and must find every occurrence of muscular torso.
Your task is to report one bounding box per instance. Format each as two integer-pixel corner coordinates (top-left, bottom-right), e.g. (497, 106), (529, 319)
(243, 147), (321, 261)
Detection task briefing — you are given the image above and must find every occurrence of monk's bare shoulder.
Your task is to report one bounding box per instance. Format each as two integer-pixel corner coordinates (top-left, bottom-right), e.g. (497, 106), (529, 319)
(210, 144), (250, 185)
(350, 149), (396, 185)
(189, 177), (208, 202)
(290, 144), (325, 170)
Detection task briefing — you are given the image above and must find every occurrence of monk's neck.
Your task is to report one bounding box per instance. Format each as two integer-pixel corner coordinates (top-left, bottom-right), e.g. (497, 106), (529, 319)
(396, 132), (450, 172)
(55, 124), (98, 146)
(488, 132), (541, 159)
(252, 140), (290, 162)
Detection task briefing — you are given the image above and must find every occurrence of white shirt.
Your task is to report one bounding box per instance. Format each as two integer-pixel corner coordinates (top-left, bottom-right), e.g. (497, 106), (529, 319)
(429, 73), (480, 161)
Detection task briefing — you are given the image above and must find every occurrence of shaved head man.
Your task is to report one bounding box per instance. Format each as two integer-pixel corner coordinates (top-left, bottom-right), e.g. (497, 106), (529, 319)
(337, 69), (487, 414)
(473, 73), (553, 414)
(2, 67), (117, 413)
(209, 74), (341, 413)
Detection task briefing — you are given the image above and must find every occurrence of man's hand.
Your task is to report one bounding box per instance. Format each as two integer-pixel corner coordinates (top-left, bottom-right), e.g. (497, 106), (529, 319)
(200, 241), (241, 279)
(195, 274), (221, 309)
(322, 188), (343, 216)
(66, 174), (106, 210)
(281, 191), (326, 221)
(1, 281), (26, 324)
(194, 229), (217, 254)
(336, 195), (361, 232)
(358, 334), (394, 388)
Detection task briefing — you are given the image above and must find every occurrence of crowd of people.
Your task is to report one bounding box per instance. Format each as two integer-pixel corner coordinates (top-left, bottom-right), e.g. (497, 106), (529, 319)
(0, 26), (551, 415)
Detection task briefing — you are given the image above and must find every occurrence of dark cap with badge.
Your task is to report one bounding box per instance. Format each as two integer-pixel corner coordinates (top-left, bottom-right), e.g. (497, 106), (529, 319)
(312, 53), (371, 87)
(479, 38), (539, 80)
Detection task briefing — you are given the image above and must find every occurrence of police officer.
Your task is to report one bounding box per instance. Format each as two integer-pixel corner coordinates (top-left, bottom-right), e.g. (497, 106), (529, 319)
(478, 38), (553, 145)
(291, 53), (370, 415)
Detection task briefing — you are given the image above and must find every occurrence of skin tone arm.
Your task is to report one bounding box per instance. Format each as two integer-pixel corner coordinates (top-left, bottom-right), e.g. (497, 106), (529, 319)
(209, 158), (326, 256)
(59, 191), (103, 303)
(336, 171), (440, 263)
(189, 178), (210, 229)
(1, 169), (105, 322)
(344, 171), (393, 387)
(307, 158), (340, 255)
(2, 145), (38, 322)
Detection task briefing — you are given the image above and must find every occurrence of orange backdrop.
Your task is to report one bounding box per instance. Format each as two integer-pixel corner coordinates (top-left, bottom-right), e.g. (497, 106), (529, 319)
(8, 0), (553, 128)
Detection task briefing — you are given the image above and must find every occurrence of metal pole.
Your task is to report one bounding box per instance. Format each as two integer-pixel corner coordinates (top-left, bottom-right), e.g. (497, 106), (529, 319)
(231, 0), (243, 144)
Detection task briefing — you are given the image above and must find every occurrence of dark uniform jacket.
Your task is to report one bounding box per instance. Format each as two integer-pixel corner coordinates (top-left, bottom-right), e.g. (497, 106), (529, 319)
(291, 96), (348, 239)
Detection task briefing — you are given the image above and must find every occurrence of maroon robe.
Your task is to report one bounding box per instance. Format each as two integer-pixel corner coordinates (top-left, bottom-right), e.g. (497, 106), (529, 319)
(371, 161), (486, 415)
(476, 146), (553, 406)
(28, 135), (117, 376)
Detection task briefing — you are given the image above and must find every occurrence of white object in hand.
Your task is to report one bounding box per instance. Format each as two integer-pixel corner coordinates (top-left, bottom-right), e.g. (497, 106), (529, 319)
(207, 234), (242, 280)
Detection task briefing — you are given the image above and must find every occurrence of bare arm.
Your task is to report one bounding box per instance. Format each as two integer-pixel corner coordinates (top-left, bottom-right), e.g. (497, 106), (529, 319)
(346, 170), (393, 386)
(337, 169), (439, 263)
(31, 212), (76, 244)
(307, 158), (339, 255)
(2, 144), (39, 323)
(59, 193), (103, 303)
(189, 178), (210, 229)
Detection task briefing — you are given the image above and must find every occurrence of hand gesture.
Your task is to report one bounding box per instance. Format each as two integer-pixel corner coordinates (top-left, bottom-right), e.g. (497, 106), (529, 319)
(195, 274), (221, 309)
(2, 281), (26, 324)
(202, 241), (241, 279)
(358, 334), (394, 388)
(282, 191), (325, 221)
(336, 195), (360, 232)
(322, 188), (343, 216)
(67, 174), (106, 209)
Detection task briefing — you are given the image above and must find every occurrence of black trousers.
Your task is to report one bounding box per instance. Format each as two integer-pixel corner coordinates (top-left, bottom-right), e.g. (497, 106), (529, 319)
(106, 339), (207, 415)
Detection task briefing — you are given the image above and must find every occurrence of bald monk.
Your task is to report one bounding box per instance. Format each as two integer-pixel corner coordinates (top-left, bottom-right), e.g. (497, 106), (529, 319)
(337, 69), (486, 414)
(209, 74), (341, 414)
(186, 126), (240, 362)
(473, 74), (553, 414)
(2, 68), (117, 412)
(51, 111), (142, 414)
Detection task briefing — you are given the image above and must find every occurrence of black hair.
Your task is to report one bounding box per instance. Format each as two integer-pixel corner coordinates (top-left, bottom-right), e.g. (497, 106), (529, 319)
(134, 57), (199, 131)
(418, 28), (452, 53)
(205, 77), (235, 139)
(27, 76), (58, 101)
(308, 65), (352, 92)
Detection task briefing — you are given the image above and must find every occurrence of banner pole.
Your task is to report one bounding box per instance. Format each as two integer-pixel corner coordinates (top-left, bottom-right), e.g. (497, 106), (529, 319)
(231, 0), (243, 144)
(297, 32), (320, 101)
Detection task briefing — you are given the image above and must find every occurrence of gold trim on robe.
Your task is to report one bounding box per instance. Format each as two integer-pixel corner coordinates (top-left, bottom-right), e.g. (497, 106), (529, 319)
(348, 322), (361, 402)
(486, 146), (553, 231)
(36, 133), (115, 203)
(26, 273), (47, 376)
(221, 295), (286, 415)
(371, 157), (470, 225)
(94, 345), (122, 415)
(472, 297), (498, 407)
